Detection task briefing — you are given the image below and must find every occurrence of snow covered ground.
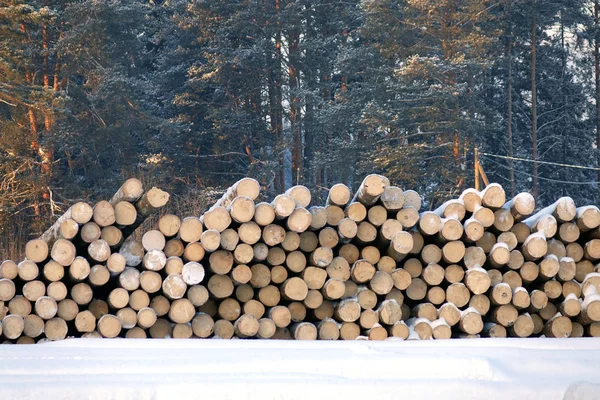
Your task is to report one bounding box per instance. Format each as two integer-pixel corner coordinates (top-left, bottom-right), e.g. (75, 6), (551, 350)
(1, 338), (600, 400)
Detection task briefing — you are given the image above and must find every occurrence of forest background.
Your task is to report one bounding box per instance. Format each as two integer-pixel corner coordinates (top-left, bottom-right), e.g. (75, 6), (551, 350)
(0, 0), (598, 258)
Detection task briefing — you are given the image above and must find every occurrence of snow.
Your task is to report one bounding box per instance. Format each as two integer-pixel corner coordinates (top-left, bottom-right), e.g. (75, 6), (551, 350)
(1, 339), (600, 399)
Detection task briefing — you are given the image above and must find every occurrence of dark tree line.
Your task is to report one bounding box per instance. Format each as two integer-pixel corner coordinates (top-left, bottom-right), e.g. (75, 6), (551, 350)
(0, 0), (599, 250)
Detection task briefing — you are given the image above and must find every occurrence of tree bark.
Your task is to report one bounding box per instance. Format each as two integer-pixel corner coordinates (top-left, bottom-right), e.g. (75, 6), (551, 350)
(506, 0), (515, 197)
(531, 0), (538, 199)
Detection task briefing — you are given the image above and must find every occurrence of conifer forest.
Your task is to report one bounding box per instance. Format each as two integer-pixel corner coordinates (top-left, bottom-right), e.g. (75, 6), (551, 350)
(0, 0), (599, 257)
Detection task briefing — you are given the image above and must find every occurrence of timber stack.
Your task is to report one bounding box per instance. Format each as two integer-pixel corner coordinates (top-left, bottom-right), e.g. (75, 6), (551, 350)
(1, 174), (600, 342)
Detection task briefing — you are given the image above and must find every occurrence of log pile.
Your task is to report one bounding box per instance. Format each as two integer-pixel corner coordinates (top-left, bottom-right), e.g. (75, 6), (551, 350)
(1, 175), (600, 342)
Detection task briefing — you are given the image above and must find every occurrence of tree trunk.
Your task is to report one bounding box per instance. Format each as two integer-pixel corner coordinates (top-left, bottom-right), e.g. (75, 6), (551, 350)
(595, 0), (600, 194)
(531, 0), (538, 199)
(288, 27), (302, 185)
(506, 0), (515, 197)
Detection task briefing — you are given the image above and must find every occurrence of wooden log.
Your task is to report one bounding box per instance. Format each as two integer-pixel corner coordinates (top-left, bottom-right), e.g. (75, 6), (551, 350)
(422, 263), (444, 287)
(493, 208), (514, 232)
(463, 246), (485, 269)
(481, 322), (507, 338)
(23, 314), (44, 339)
(377, 256), (395, 274)
(39, 202), (93, 244)
(444, 264), (464, 284)
(463, 218), (484, 242)
(228, 196), (255, 224)
(88, 299), (108, 319)
(47, 281), (67, 302)
(334, 298), (361, 323)
(117, 308), (138, 329)
(439, 217), (463, 241)
(56, 298), (78, 322)
(378, 186), (404, 211)
(88, 239), (111, 263)
(302, 267), (328, 290)
(350, 259), (376, 283)
(418, 212), (441, 236)
(296, 232), (317, 254)
(326, 257), (350, 281)
(512, 287), (531, 310)
(171, 322), (193, 339)
(436, 303), (460, 327)
(565, 243), (583, 263)
(0, 260), (18, 280)
(168, 298), (195, 324)
(234, 313), (260, 338)
(581, 285), (600, 323)
(402, 189), (422, 211)
(473, 205), (495, 228)
(386, 320), (409, 340)
(250, 264), (271, 288)
(396, 207), (419, 229)
(258, 285), (281, 307)
(77, 221), (101, 244)
(503, 192), (536, 221)
(442, 241), (465, 264)
(464, 267), (491, 295)
(208, 275), (234, 299)
(50, 239), (76, 267)
(0, 279), (16, 302)
(411, 302), (437, 322)
(119, 237), (144, 267)
(357, 287), (377, 310)
(352, 174), (389, 206)
(93, 200), (116, 228)
(285, 185), (311, 208)
(25, 239), (49, 264)
(326, 183), (351, 207)
(215, 178), (261, 208)
(163, 239), (184, 258)
(71, 283), (93, 306)
(74, 310), (96, 333)
(406, 317), (432, 340)
(237, 221), (261, 245)
(459, 307), (483, 335)
(576, 206), (600, 232)
(291, 322), (318, 340)
(468, 294), (490, 316)
(2, 314), (24, 339)
(446, 283), (470, 308)
(325, 205), (345, 226)
(251, 202), (275, 227)
(544, 312), (572, 338)
(69, 257), (92, 282)
(202, 206), (232, 233)
(359, 309), (378, 329)
(492, 304), (518, 327)
(212, 319), (234, 339)
(97, 314), (122, 338)
(425, 286), (444, 305)
(406, 278), (427, 301)
(338, 244), (359, 266)
(421, 244), (441, 265)
(480, 183), (506, 210)
(522, 232), (547, 260)
(271, 194), (296, 220)
(281, 277), (308, 301)
(387, 231), (413, 261)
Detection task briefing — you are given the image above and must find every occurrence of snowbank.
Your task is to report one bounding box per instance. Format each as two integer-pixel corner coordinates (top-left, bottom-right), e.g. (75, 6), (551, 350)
(1, 338), (599, 400)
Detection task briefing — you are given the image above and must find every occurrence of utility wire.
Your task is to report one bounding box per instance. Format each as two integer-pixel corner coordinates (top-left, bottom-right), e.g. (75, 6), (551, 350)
(479, 152), (600, 172)
(480, 155), (598, 186)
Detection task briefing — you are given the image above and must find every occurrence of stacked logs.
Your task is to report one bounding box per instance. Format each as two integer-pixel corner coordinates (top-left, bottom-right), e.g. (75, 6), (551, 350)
(0, 179), (170, 343)
(1, 174), (600, 342)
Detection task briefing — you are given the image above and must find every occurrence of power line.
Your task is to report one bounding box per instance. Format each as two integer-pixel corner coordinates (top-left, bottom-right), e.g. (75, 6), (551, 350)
(479, 152), (600, 172)
(480, 155), (599, 185)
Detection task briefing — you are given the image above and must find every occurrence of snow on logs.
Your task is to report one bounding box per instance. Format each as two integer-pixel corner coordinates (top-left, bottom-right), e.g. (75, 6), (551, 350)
(1, 176), (600, 342)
